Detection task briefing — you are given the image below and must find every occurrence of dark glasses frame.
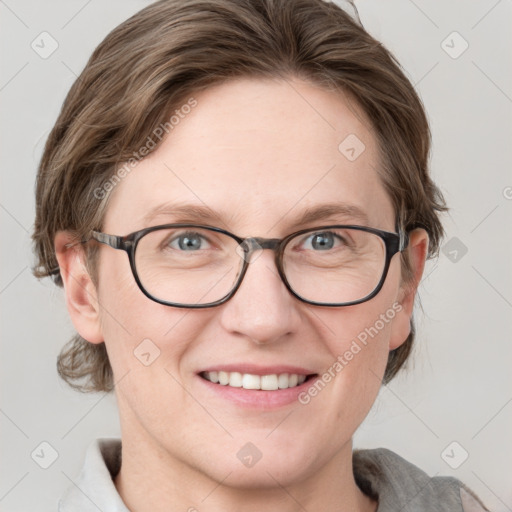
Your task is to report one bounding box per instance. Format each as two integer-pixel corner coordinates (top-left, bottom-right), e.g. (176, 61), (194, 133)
(86, 223), (409, 308)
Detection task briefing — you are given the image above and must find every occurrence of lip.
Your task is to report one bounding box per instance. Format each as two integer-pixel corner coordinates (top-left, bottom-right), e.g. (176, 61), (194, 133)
(198, 364), (315, 376)
(196, 364), (319, 409)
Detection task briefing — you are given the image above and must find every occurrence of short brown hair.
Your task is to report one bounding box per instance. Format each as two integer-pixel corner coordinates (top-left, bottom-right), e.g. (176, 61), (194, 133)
(32, 0), (446, 393)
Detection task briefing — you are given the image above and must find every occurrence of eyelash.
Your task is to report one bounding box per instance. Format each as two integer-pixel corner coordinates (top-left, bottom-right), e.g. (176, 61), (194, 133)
(164, 231), (214, 251)
(163, 230), (351, 254)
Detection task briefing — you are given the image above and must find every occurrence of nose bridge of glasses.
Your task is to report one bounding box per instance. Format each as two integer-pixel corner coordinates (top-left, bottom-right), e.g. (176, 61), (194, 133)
(238, 237), (281, 263)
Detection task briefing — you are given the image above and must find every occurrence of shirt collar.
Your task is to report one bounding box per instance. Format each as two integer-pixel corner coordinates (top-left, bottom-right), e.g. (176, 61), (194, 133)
(58, 438), (128, 512)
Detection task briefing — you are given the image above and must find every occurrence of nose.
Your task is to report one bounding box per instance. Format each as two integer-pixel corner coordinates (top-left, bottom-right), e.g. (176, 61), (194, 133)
(218, 248), (302, 345)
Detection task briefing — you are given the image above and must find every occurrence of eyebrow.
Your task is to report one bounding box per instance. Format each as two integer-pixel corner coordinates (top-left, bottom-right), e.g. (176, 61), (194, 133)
(289, 203), (369, 227)
(141, 201), (369, 230)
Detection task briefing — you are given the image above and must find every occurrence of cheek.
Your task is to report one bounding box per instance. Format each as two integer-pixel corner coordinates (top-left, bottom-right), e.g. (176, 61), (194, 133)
(319, 269), (401, 368)
(324, 301), (393, 385)
(309, 263), (403, 419)
(95, 262), (211, 433)
(95, 251), (204, 377)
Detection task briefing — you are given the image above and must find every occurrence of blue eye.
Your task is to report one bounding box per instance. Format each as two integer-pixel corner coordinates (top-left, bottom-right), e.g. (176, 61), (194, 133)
(169, 232), (210, 251)
(303, 232), (340, 251)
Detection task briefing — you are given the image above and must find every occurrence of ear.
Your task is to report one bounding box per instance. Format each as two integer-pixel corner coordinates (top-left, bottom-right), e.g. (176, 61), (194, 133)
(54, 231), (104, 344)
(389, 228), (429, 350)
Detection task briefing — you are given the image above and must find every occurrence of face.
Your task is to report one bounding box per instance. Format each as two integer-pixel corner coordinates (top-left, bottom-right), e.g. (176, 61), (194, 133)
(58, 77), (426, 488)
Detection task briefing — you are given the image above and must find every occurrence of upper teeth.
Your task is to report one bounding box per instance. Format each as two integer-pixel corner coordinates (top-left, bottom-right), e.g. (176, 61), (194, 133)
(203, 371), (307, 390)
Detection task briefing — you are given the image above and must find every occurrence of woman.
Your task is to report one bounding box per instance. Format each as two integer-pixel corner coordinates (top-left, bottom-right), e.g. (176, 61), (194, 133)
(32, 0), (489, 510)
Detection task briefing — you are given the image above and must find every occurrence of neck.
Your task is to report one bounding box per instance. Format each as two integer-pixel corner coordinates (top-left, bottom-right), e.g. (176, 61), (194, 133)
(113, 421), (377, 512)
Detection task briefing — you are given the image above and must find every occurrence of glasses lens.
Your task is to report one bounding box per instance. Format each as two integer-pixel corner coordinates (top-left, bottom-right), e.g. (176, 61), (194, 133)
(282, 227), (386, 304)
(135, 227), (243, 305)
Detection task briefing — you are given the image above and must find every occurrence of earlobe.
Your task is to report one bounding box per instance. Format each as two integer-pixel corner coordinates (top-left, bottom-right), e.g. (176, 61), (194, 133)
(389, 228), (429, 350)
(54, 231), (104, 344)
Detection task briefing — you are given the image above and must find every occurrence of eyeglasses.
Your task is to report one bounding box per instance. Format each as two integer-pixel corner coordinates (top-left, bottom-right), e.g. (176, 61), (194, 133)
(86, 223), (408, 308)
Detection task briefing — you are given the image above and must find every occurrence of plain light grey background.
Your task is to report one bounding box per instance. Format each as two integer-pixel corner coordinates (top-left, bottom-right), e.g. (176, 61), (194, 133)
(1, 1), (511, 511)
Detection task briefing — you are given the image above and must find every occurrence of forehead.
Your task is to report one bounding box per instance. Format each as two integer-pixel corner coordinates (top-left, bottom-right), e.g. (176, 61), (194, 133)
(104, 77), (395, 235)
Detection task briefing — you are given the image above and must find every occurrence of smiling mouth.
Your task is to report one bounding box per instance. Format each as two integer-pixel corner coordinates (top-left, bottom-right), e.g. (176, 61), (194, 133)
(200, 371), (317, 391)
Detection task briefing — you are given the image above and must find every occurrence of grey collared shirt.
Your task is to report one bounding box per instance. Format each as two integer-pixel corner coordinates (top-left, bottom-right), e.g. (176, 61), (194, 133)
(58, 438), (488, 511)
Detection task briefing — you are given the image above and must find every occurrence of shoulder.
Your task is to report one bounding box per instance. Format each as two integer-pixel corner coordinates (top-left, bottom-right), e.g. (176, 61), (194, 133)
(353, 447), (489, 512)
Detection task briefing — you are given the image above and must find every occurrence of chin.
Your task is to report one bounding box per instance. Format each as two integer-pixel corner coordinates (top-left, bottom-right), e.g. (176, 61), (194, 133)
(197, 438), (322, 490)
(216, 458), (313, 490)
